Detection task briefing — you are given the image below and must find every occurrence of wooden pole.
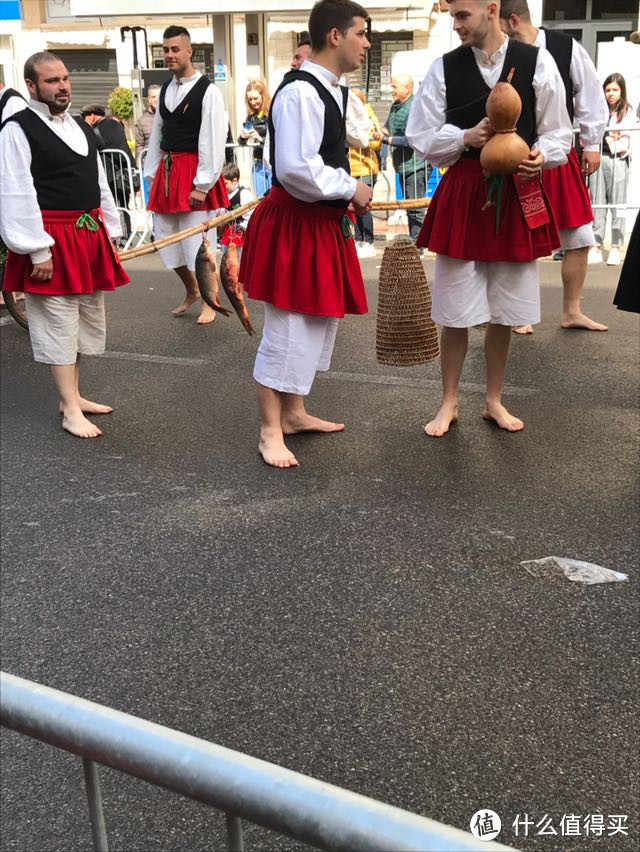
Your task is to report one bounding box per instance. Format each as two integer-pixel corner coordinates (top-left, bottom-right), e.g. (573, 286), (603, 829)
(118, 197), (430, 263)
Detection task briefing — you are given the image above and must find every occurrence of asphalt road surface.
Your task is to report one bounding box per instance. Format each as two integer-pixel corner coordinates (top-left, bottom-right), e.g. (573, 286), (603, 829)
(1, 251), (638, 852)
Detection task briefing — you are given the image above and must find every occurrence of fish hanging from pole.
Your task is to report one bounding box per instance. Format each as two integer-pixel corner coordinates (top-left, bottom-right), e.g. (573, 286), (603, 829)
(195, 237), (230, 316)
(220, 242), (255, 336)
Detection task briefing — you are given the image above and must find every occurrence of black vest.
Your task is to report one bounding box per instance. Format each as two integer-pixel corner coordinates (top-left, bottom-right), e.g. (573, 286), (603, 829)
(269, 70), (349, 208)
(159, 75), (211, 152)
(0, 88), (26, 126)
(443, 39), (538, 160)
(7, 109), (100, 211)
(540, 28), (574, 123)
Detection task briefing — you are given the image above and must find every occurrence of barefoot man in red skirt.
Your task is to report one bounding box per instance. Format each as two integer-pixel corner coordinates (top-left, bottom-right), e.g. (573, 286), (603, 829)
(0, 52), (129, 438)
(500, 0), (609, 333)
(406, 0), (572, 437)
(240, 0), (372, 468)
(144, 26), (229, 325)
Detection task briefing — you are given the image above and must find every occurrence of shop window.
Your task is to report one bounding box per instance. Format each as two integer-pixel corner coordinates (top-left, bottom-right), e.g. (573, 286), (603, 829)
(592, 0), (638, 19)
(542, 0), (587, 20)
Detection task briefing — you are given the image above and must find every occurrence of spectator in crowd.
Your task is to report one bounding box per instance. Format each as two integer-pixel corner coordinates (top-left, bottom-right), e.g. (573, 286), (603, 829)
(220, 162), (254, 248)
(134, 83), (160, 157)
(81, 104), (136, 242)
(349, 88), (381, 258)
(239, 79), (272, 196)
(590, 73), (637, 267)
(291, 37), (312, 70)
(378, 75), (429, 244)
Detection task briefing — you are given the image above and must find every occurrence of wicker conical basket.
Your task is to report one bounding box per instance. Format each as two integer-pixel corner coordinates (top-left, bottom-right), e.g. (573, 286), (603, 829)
(376, 238), (440, 366)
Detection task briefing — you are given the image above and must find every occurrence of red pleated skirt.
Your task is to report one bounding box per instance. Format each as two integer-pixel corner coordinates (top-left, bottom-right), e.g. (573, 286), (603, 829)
(147, 151), (229, 214)
(239, 186), (367, 318)
(543, 147), (594, 230)
(3, 209), (130, 296)
(417, 159), (559, 262)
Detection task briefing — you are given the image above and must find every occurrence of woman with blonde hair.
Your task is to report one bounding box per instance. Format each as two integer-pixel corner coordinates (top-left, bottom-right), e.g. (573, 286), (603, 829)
(348, 89), (381, 258)
(239, 79), (272, 195)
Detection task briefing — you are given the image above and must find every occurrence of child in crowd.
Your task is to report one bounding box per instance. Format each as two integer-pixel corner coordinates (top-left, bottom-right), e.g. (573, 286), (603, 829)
(220, 163), (255, 249)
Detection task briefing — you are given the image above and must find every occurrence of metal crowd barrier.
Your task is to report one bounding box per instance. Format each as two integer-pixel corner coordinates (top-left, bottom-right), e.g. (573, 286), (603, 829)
(98, 148), (138, 252)
(1, 671), (513, 852)
(585, 124), (639, 216)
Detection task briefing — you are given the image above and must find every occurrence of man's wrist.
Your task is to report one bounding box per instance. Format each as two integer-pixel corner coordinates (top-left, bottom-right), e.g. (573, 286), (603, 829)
(30, 248), (52, 264)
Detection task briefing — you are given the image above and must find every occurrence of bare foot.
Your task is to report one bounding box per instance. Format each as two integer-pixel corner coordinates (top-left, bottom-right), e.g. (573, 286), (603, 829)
(483, 401), (524, 432)
(512, 325), (534, 335)
(259, 431), (299, 468)
(196, 303), (216, 325)
(62, 411), (102, 438)
(171, 293), (199, 315)
(561, 312), (608, 331)
(424, 403), (458, 437)
(59, 398), (113, 415)
(281, 412), (345, 435)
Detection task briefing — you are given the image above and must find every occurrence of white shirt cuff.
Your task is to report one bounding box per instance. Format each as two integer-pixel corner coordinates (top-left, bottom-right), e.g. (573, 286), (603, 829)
(30, 248), (52, 264)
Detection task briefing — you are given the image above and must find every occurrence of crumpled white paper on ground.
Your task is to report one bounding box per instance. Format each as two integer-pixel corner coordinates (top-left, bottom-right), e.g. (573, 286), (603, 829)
(519, 557), (628, 585)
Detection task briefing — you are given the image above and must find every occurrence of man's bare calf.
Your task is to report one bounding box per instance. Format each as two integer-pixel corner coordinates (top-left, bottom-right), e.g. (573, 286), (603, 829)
(561, 247), (608, 331)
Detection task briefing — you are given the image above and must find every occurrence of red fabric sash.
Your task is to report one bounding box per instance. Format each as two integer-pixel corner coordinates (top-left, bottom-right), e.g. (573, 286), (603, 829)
(514, 176), (550, 230)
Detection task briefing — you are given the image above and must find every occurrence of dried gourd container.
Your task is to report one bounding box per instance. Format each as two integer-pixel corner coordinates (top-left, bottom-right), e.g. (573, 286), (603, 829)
(376, 237), (439, 366)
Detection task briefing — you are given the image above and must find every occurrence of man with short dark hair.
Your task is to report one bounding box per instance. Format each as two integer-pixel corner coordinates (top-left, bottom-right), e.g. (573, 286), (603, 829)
(500, 0), (609, 333)
(291, 38), (312, 70)
(406, 0), (572, 437)
(240, 0), (372, 468)
(134, 83), (160, 156)
(144, 25), (228, 324)
(0, 52), (129, 438)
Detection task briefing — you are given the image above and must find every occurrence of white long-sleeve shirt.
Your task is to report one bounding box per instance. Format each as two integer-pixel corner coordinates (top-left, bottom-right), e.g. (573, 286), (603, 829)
(345, 89), (370, 148)
(535, 28), (608, 151)
(0, 92), (27, 124)
(143, 71), (226, 193)
(270, 60), (357, 203)
(406, 37), (572, 171)
(0, 100), (122, 264)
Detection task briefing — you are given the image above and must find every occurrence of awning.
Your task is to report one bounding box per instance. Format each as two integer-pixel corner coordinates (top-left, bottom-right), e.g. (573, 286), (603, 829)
(45, 30), (110, 48)
(71, 0), (421, 14)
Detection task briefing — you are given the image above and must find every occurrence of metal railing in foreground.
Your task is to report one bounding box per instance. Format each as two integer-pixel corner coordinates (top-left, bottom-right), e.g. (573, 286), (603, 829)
(1, 671), (513, 852)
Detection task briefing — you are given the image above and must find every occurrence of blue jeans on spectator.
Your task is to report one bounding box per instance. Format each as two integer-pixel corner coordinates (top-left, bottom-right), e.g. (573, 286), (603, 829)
(252, 160), (272, 196)
(355, 174), (377, 245)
